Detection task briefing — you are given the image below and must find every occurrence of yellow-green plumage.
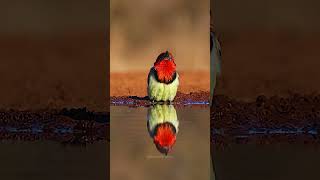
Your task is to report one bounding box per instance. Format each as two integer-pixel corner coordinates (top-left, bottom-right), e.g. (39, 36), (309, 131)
(147, 104), (179, 134)
(147, 68), (179, 102)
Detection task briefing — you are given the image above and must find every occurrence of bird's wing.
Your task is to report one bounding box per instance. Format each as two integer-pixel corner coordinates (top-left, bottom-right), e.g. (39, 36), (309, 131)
(210, 31), (222, 105)
(210, 11), (222, 76)
(213, 32), (222, 76)
(147, 67), (155, 86)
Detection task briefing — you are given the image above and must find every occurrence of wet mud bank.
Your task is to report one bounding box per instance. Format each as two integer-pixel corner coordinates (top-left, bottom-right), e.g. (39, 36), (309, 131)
(111, 91), (210, 107)
(4, 93), (320, 146)
(0, 108), (109, 144)
(211, 94), (320, 146)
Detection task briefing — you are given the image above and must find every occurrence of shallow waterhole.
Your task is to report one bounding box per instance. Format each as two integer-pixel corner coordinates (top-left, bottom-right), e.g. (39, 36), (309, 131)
(0, 140), (108, 180)
(110, 105), (210, 180)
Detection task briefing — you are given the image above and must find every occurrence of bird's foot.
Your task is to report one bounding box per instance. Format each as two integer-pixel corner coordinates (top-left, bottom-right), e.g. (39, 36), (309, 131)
(150, 100), (156, 105)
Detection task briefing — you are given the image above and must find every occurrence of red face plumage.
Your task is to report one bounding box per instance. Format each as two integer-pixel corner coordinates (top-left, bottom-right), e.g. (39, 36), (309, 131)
(154, 51), (176, 83)
(153, 123), (176, 149)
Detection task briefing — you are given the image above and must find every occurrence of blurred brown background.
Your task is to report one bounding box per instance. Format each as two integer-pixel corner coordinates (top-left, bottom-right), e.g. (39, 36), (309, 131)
(0, 0), (108, 111)
(111, 0), (209, 72)
(212, 0), (320, 101)
(110, 0), (210, 97)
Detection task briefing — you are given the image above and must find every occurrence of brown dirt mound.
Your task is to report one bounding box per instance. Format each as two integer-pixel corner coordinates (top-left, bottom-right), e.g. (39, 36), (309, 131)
(111, 91), (209, 107)
(0, 108), (109, 144)
(211, 93), (320, 146)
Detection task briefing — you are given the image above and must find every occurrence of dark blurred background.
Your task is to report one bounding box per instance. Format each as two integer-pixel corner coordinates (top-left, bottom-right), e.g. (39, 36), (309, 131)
(212, 0), (320, 100)
(0, 0), (108, 111)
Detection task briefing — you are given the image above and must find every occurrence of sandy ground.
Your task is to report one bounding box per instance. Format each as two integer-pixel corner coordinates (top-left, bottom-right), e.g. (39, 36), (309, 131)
(110, 71), (209, 97)
(111, 32), (320, 101)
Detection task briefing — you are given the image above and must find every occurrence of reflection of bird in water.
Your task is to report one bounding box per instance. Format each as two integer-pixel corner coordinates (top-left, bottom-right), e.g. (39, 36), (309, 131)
(210, 11), (222, 105)
(148, 51), (179, 103)
(147, 104), (179, 155)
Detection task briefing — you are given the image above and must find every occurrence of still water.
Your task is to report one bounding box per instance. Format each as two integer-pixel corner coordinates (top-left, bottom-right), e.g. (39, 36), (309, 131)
(0, 141), (108, 180)
(213, 143), (320, 180)
(111, 105), (210, 180)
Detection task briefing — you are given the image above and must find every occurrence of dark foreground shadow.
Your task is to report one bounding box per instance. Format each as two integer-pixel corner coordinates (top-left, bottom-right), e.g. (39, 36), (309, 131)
(128, 96), (149, 101)
(59, 107), (109, 123)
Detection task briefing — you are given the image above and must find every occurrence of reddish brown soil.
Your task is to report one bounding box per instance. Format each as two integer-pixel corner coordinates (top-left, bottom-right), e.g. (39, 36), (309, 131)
(111, 91), (209, 107)
(211, 93), (320, 147)
(213, 135), (320, 149)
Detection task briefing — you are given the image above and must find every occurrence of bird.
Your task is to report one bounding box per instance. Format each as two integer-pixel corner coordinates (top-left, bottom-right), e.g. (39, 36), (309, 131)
(210, 10), (221, 180)
(147, 51), (179, 103)
(210, 12), (222, 105)
(147, 104), (179, 155)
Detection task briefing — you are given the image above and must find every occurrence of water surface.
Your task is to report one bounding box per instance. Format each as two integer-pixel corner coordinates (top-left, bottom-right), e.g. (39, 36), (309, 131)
(111, 105), (210, 180)
(0, 141), (108, 180)
(213, 143), (320, 180)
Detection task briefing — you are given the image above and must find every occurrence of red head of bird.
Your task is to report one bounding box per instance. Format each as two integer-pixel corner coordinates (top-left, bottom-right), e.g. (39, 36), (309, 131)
(153, 123), (176, 155)
(154, 51), (176, 84)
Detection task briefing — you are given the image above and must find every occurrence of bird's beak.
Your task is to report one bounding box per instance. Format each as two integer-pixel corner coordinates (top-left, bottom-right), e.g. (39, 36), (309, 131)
(163, 146), (170, 156)
(154, 142), (173, 155)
